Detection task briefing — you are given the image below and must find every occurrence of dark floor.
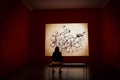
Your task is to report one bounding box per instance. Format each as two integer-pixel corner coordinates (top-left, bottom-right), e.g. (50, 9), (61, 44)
(1, 63), (120, 80)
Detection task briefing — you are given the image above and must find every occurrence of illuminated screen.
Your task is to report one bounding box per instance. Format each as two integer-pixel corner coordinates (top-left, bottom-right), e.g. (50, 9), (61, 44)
(45, 23), (89, 56)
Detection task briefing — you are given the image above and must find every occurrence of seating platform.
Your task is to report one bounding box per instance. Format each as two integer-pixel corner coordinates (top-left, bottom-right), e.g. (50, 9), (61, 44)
(48, 63), (87, 67)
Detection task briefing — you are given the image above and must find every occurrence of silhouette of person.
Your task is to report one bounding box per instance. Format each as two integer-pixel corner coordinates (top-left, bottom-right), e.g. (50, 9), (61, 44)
(52, 46), (63, 73)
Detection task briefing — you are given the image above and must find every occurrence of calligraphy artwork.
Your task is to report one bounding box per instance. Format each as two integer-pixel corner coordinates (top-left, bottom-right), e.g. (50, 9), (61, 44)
(45, 23), (89, 56)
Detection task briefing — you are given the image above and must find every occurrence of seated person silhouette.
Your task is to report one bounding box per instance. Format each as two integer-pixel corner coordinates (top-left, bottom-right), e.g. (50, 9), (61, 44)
(52, 46), (63, 73)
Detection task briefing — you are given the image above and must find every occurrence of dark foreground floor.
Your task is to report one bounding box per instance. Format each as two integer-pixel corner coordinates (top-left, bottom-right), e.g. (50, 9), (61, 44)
(1, 63), (120, 80)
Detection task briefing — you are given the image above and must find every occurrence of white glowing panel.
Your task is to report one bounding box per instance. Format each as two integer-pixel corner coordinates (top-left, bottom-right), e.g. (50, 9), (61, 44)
(45, 23), (89, 56)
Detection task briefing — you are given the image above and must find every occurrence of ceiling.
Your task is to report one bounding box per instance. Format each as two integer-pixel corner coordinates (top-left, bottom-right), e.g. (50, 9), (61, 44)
(23, 0), (110, 10)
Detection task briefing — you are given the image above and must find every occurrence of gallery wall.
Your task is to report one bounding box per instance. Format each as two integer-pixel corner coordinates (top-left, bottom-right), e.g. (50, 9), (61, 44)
(102, 0), (120, 69)
(0, 0), (30, 77)
(0, 0), (120, 78)
(30, 9), (102, 63)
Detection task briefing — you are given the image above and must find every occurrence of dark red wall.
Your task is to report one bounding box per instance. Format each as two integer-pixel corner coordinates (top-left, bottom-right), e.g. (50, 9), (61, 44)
(0, 0), (30, 77)
(102, 0), (120, 69)
(2, 0), (120, 77)
(30, 9), (102, 63)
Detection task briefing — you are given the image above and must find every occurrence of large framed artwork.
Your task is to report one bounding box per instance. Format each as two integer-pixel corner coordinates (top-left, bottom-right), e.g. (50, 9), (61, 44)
(45, 23), (89, 56)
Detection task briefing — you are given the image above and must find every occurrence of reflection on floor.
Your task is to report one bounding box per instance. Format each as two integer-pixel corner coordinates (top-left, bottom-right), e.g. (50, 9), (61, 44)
(45, 65), (89, 80)
(2, 63), (120, 80)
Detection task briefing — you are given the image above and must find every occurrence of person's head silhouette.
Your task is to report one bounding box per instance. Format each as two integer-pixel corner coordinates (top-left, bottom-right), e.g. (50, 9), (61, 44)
(55, 46), (59, 52)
